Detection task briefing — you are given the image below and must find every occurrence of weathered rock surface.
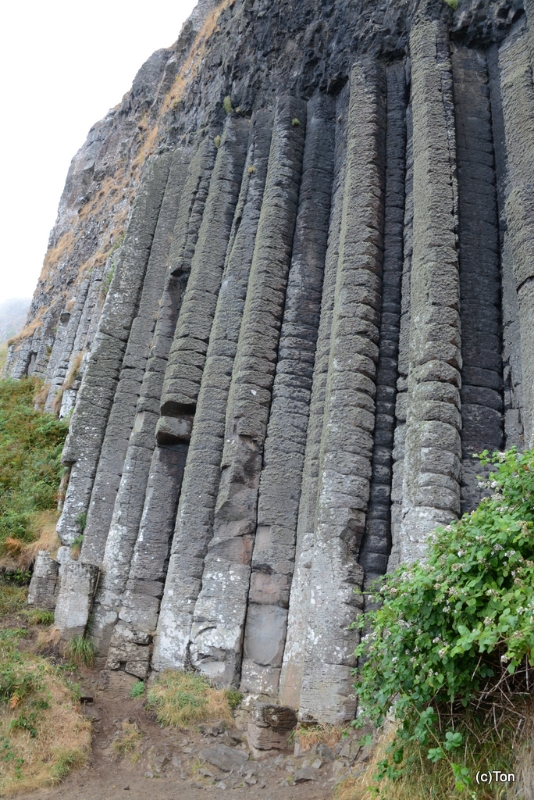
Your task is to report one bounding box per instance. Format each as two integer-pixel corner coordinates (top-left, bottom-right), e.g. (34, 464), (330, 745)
(8, 0), (534, 724)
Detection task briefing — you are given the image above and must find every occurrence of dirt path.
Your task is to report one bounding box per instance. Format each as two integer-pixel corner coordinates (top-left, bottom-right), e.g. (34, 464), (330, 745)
(15, 670), (337, 800)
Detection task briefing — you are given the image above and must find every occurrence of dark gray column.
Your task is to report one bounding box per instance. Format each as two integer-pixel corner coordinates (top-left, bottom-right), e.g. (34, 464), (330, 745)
(452, 45), (503, 513)
(189, 96), (307, 686)
(153, 110), (274, 673)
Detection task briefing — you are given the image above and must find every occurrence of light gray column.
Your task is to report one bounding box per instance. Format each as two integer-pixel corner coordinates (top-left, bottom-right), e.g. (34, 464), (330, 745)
(398, 14), (462, 564)
(81, 150), (190, 565)
(279, 85), (350, 711)
(298, 60), (386, 725)
(56, 155), (172, 546)
(499, 27), (534, 446)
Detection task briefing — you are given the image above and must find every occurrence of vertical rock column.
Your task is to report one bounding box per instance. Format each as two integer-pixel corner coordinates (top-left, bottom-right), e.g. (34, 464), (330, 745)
(96, 135), (218, 666)
(94, 122), (249, 666)
(44, 279), (90, 413)
(487, 43), (524, 449)
(279, 86), (350, 711)
(388, 93), (413, 573)
(358, 63), (406, 589)
(398, 13), (462, 564)
(189, 96), (307, 686)
(240, 95), (336, 697)
(452, 46), (503, 512)
(153, 110), (274, 673)
(81, 150), (190, 566)
(499, 28), (534, 447)
(56, 155), (172, 547)
(298, 60), (386, 725)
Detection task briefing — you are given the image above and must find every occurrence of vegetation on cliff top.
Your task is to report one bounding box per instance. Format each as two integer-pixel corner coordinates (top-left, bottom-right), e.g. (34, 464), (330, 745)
(0, 377), (67, 568)
(353, 447), (534, 797)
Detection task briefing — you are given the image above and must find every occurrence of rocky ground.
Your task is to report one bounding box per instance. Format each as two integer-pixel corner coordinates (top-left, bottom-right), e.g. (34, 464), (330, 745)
(14, 665), (370, 800)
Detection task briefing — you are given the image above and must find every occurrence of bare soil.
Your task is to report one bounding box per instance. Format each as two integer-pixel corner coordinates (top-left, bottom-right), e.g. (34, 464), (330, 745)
(14, 668), (336, 800)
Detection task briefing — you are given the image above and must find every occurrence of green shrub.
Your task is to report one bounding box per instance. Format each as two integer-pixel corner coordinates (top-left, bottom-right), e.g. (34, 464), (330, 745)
(214, 135), (222, 149)
(291, 117), (301, 127)
(355, 447), (534, 792)
(225, 688), (242, 710)
(223, 95), (233, 115)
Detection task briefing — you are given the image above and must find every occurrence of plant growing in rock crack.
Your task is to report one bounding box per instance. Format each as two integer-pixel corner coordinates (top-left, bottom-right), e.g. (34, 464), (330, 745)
(76, 512), (87, 534)
(70, 535), (83, 560)
(214, 134), (222, 149)
(223, 95), (233, 114)
(354, 447), (534, 795)
(291, 117), (301, 127)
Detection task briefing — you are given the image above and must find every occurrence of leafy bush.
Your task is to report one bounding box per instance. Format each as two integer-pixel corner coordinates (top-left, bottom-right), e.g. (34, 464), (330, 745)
(355, 448), (534, 792)
(0, 378), (68, 554)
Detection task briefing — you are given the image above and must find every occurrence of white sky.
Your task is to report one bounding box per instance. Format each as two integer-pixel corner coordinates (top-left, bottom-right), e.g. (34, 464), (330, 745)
(0, 0), (198, 306)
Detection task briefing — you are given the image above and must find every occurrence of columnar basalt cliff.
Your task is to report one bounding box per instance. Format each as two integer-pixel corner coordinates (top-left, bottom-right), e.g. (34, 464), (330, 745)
(10, 0), (534, 724)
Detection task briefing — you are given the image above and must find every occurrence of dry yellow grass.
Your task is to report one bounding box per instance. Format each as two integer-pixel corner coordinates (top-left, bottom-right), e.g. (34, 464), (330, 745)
(7, 307), (44, 348)
(147, 670), (235, 729)
(294, 723), (346, 753)
(33, 383), (51, 410)
(35, 625), (61, 654)
(0, 639), (91, 795)
(22, 511), (60, 569)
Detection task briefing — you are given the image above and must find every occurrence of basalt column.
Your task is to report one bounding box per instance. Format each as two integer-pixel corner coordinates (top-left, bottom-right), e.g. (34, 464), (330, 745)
(188, 96), (307, 686)
(80, 149), (191, 566)
(153, 110), (274, 673)
(279, 87), (349, 711)
(358, 63), (406, 590)
(397, 12), (462, 565)
(93, 121), (249, 664)
(499, 24), (534, 447)
(56, 155), (172, 546)
(96, 130), (219, 666)
(452, 46), (503, 513)
(240, 94), (336, 697)
(297, 60), (386, 725)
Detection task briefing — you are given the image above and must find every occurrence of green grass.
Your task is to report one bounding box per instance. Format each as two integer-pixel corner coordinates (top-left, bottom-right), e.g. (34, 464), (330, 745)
(0, 627), (91, 793)
(0, 583), (27, 615)
(0, 378), (68, 558)
(63, 636), (95, 668)
(129, 681), (145, 699)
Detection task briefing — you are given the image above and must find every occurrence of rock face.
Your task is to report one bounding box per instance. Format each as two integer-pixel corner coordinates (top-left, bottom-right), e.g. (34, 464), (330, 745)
(6, 0), (533, 723)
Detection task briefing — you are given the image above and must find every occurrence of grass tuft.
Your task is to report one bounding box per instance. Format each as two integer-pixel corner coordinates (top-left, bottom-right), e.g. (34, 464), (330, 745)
(146, 670), (235, 729)
(63, 636), (95, 668)
(129, 681), (145, 699)
(293, 723), (345, 753)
